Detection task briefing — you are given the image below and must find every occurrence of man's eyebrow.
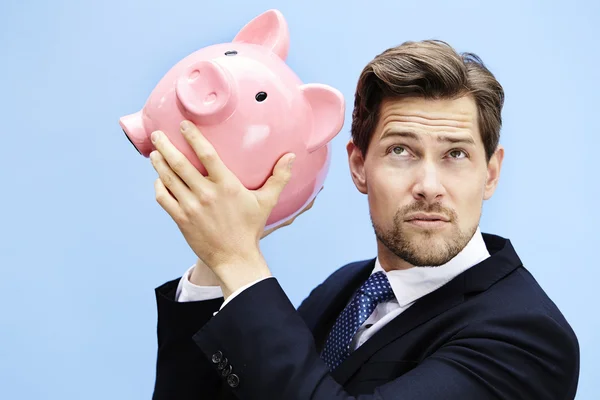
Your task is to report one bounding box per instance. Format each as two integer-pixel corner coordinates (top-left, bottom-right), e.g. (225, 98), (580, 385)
(380, 130), (421, 141)
(380, 130), (476, 146)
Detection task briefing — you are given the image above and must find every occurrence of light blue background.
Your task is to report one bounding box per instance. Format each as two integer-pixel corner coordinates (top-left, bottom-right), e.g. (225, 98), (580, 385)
(1, 0), (597, 398)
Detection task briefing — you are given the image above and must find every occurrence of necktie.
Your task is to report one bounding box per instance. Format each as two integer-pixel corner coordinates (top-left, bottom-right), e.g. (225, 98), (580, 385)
(320, 271), (395, 370)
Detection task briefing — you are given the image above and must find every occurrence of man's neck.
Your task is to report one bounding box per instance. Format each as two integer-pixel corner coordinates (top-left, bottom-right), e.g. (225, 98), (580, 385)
(377, 245), (414, 271)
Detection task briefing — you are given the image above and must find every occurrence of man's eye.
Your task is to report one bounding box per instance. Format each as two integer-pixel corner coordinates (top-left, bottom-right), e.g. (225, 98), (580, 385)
(392, 146), (406, 155)
(449, 149), (466, 159)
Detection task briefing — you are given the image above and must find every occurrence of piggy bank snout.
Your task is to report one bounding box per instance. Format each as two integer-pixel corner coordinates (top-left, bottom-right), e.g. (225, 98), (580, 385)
(176, 60), (237, 124)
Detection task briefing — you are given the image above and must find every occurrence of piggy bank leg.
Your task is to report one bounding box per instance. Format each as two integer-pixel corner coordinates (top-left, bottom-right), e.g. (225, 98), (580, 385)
(119, 111), (153, 157)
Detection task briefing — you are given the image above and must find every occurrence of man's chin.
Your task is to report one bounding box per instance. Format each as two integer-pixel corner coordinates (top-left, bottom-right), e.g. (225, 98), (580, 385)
(372, 217), (475, 267)
(398, 234), (462, 267)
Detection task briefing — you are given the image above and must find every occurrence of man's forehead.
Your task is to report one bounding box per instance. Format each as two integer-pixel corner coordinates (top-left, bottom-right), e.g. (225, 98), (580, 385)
(376, 96), (480, 143)
(379, 96), (478, 122)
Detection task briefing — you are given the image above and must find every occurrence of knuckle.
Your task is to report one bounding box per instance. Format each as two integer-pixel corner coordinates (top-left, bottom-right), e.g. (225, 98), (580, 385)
(161, 174), (173, 187)
(170, 157), (186, 172)
(266, 198), (278, 211)
(155, 193), (166, 204)
(197, 149), (216, 161)
(285, 171), (293, 182)
(181, 200), (200, 216)
(154, 180), (166, 201)
(173, 211), (189, 225)
(222, 182), (239, 196)
(199, 190), (216, 205)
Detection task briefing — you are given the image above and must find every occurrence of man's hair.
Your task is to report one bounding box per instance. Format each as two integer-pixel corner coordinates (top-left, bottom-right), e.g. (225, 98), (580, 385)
(351, 40), (504, 162)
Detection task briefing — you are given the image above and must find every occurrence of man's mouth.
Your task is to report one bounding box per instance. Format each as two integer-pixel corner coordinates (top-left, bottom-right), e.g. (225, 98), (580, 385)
(404, 213), (450, 228)
(405, 213), (450, 222)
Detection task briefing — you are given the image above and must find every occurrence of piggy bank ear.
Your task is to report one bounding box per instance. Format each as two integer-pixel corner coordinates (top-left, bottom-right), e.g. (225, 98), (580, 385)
(301, 84), (345, 153)
(233, 9), (290, 60)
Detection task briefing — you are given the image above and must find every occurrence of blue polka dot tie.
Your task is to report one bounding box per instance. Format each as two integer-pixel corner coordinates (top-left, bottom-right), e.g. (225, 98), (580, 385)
(320, 271), (395, 370)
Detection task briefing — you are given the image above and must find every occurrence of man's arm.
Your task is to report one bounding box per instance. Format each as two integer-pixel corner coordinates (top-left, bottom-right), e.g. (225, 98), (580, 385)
(153, 256), (276, 400)
(153, 278), (225, 400)
(192, 278), (580, 400)
(152, 261), (226, 400)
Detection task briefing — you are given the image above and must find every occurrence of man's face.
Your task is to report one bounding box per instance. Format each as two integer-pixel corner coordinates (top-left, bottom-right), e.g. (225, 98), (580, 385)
(347, 96), (503, 267)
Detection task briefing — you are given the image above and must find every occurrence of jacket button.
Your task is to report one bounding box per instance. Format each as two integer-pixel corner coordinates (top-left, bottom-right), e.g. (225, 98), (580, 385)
(217, 357), (228, 370)
(227, 373), (240, 388)
(211, 351), (223, 364)
(221, 364), (232, 377)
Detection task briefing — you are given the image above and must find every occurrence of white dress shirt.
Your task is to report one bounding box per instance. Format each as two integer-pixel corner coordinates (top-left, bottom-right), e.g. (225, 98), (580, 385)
(176, 227), (490, 351)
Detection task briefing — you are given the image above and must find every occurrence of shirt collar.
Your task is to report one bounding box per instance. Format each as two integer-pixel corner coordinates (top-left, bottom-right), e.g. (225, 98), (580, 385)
(371, 227), (490, 307)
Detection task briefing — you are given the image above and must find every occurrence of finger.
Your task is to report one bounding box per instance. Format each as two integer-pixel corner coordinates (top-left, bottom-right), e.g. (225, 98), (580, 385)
(179, 120), (234, 183)
(151, 130), (209, 194)
(287, 194), (317, 222)
(301, 186), (323, 213)
(150, 150), (195, 203)
(259, 186), (319, 240)
(260, 196), (313, 239)
(300, 196), (317, 214)
(299, 186), (323, 213)
(154, 178), (186, 223)
(257, 153), (295, 209)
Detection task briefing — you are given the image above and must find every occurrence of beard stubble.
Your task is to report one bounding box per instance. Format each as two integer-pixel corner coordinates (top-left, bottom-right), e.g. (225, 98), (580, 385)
(371, 201), (478, 267)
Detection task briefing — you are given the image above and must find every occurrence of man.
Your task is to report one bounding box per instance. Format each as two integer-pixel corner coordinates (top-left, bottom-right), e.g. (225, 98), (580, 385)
(148, 40), (580, 399)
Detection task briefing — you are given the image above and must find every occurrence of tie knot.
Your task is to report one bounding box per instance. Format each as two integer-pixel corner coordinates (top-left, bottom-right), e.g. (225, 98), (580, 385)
(358, 271), (394, 302)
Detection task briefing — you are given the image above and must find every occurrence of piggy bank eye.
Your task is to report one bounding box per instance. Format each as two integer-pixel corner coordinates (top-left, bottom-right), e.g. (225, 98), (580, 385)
(255, 92), (267, 102)
(224, 50), (237, 56)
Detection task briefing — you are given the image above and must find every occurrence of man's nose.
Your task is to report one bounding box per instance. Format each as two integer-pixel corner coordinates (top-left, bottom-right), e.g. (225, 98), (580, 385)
(412, 161), (445, 202)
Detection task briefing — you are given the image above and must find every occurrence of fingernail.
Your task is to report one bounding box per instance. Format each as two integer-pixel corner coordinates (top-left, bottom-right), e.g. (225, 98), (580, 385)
(151, 131), (159, 142)
(180, 120), (191, 132)
(288, 155), (296, 169)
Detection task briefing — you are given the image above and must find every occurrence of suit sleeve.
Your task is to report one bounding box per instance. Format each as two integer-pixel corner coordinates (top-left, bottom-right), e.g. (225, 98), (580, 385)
(192, 278), (580, 400)
(152, 278), (225, 400)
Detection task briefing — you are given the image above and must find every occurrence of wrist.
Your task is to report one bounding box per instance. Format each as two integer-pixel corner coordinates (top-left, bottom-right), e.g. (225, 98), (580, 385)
(212, 253), (272, 300)
(189, 259), (221, 286)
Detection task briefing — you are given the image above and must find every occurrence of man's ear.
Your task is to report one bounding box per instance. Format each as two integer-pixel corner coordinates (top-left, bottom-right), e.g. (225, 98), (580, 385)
(347, 140), (368, 194)
(484, 144), (504, 200)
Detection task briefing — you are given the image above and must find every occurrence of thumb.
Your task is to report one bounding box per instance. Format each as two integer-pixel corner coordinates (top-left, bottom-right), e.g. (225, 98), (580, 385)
(257, 153), (295, 208)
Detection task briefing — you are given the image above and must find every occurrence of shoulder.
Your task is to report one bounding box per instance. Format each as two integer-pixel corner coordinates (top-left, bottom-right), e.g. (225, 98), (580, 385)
(471, 265), (577, 341)
(452, 266), (580, 398)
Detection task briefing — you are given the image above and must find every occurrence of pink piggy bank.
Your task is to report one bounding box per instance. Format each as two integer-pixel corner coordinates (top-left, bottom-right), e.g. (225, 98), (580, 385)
(119, 9), (345, 229)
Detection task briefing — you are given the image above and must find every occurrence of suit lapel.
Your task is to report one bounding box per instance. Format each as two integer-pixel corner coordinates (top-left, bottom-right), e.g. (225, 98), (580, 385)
(330, 274), (466, 384)
(329, 234), (523, 385)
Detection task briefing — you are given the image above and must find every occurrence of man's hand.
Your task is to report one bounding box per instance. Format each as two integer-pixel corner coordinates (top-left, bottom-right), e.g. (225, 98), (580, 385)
(188, 192), (321, 287)
(149, 121), (296, 297)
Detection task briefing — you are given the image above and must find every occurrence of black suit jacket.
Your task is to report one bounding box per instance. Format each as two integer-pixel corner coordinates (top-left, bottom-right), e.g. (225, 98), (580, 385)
(152, 233), (580, 399)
